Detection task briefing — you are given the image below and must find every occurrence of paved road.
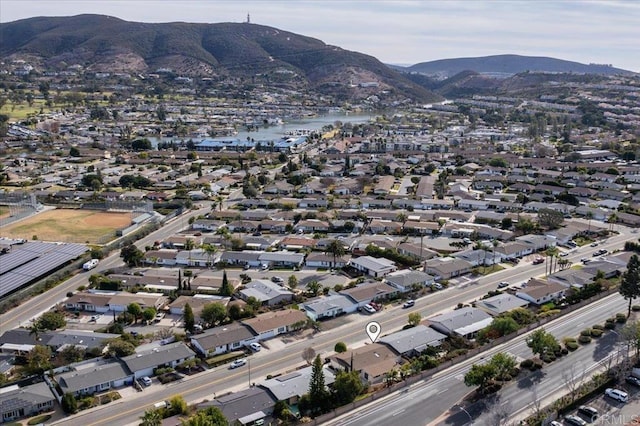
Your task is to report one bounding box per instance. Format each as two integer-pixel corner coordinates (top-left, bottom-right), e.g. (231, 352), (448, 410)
(0, 203), (211, 330)
(4, 218), (635, 424)
(325, 293), (631, 426)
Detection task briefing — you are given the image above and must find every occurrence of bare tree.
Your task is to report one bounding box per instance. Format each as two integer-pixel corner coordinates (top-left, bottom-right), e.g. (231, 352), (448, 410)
(529, 384), (542, 419)
(302, 346), (316, 365)
(486, 397), (512, 426)
(561, 362), (586, 403)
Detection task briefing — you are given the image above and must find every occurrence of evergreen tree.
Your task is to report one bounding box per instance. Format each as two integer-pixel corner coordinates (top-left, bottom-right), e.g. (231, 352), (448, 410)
(620, 254), (640, 317)
(220, 270), (234, 296)
(308, 354), (329, 414)
(184, 303), (195, 334)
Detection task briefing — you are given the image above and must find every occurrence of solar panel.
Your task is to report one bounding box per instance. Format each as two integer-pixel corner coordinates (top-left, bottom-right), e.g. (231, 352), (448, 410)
(0, 242), (87, 298)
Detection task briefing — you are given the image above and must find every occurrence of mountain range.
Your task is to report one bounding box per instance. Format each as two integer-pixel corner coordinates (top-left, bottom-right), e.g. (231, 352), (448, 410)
(397, 54), (633, 78)
(0, 14), (440, 102)
(1, 16), (634, 103)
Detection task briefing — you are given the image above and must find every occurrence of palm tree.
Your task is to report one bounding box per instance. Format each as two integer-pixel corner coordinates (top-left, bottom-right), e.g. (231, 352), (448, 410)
(586, 211), (594, 234)
(607, 213), (617, 233)
(492, 239), (499, 266)
(325, 239), (346, 270)
(215, 195), (224, 212)
(28, 321), (43, 342)
(202, 243), (217, 268)
(545, 247), (559, 275)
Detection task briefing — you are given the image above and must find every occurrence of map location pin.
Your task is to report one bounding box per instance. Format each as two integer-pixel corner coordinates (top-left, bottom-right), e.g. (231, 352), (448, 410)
(366, 321), (381, 343)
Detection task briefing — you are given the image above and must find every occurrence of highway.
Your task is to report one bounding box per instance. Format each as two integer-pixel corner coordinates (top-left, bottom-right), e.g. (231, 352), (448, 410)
(325, 293), (630, 426)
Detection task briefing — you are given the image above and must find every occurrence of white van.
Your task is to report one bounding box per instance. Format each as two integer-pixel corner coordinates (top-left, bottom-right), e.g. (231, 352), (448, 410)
(82, 259), (99, 271)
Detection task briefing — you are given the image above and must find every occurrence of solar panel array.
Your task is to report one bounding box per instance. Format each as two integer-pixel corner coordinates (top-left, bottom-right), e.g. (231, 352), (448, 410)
(0, 241), (87, 298)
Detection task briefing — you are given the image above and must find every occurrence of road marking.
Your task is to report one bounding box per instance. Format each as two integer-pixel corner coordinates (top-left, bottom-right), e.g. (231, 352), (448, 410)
(392, 409), (406, 416)
(437, 388), (448, 395)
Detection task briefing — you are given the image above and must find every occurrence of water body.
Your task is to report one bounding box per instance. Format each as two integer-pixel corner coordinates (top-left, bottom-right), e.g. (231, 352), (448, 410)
(150, 112), (373, 146)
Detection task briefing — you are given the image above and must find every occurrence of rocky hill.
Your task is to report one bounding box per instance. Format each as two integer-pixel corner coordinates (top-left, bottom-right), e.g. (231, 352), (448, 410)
(0, 14), (441, 102)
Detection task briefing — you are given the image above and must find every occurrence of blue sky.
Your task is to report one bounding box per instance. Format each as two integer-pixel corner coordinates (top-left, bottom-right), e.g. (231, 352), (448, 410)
(2, 0), (639, 71)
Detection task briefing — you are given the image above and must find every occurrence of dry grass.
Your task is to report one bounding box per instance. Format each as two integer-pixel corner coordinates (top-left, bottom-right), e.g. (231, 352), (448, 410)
(0, 209), (132, 243)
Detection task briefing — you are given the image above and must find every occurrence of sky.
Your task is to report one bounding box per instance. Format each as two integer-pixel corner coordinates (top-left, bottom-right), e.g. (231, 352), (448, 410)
(1, 0), (639, 72)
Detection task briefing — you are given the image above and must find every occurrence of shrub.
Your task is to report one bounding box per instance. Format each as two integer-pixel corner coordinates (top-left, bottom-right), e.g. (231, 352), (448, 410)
(604, 321), (616, 329)
(590, 329), (603, 337)
(561, 347), (569, 355)
(520, 359), (534, 369)
(563, 337), (577, 344)
(578, 335), (592, 344)
(580, 329), (592, 336)
(592, 324), (605, 330)
(565, 341), (579, 351)
(632, 305), (640, 312)
(616, 313), (627, 323)
(532, 359), (544, 369)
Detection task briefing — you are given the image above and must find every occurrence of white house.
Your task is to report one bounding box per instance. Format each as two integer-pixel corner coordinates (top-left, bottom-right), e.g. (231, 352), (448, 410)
(384, 270), (435, 292)
(349, 256), (397, 278)
(190, 323), (256, 356)
(301, 294), (359, 321)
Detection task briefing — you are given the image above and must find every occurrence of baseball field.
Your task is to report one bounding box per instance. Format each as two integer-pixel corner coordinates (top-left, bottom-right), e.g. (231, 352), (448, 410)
(0, 209), (132, 244)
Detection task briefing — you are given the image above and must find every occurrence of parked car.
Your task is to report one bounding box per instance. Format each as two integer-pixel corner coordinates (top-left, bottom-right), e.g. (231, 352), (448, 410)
(625, 375), (640, 386)
(271, 276), (284, 284)
(362, 304), (377, 314)
(249, 342), (262, 352)
(605, 388), (628, 402)
(432, 283), (443, 290)
(533, 258), (544, 265)
(590, 242), (599, 247)
(154, 312), (165, 322)
(229, 358), (247, 369)
(402, 300), (415, 309)
(140, 376), (152, 387)
(577, 405), (598, 421)
(549, 421), (563, 426)
(498, 281), (509, 288)
(243, 264), (251, 270)
(564, 415), (587, 426)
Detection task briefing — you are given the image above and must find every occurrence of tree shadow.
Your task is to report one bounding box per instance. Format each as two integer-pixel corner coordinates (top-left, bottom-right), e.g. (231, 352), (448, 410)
(592, 330), (618, 362)
(516, 369), (547, 389)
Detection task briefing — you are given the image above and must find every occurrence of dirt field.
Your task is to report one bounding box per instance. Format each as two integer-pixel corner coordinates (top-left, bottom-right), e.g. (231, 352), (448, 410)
(0, 209), (132, 244)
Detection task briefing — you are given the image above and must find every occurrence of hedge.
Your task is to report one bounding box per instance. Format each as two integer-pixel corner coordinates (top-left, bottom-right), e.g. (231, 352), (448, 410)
(578, 335), (592, 344)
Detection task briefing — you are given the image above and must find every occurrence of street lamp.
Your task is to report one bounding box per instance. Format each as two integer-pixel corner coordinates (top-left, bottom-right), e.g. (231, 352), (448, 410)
(248, 358), (251, 388)
(453, 404), (473, 425)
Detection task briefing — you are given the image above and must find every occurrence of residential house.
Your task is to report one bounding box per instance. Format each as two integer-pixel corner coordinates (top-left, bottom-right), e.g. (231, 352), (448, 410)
(384, 270), (435, 292)
(56, 359), (133, 397)
(374, 176), (395, 195)
(452, 249), (498, 267)
(423, 257), (473, 280)
(218, 251), (263, 267)
(428, 307), (493, 339)
(239, 280), (294, 306)
(0, 382), (56, 423)
(349, 256), (397, 278)
(305, 252), (349, 269)
(190, 323), (256, 356)
(475, 294), (530, 316)
(514, 235), (557, 252)
(330, 343), (400, 385)
(279, 237), (317, 251)
(260, 365), (336, 405)
(397, 242), (439, 261)
(495, 241), (533, 261)
(368, 219), (402, 234)
(143, 249), (179, 266)
(198, 387), (276, 425)
(294, 219), (330, 233)
(259, 252), (305, 268)
(120, 342), (195, 379)
(192, 219), (226, 232)
(339, 281), (399, 308)
(301, 294), (359, 321)
(379, 325), (447, 357)
(515, 279), (568, 305)
(175, 249), (210, 267)
(242, 309), (308, 341)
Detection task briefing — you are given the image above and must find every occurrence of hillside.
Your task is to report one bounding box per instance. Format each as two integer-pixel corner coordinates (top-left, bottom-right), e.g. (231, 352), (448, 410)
(0, 15), (441, 102)
(405, 54), (633, 78)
